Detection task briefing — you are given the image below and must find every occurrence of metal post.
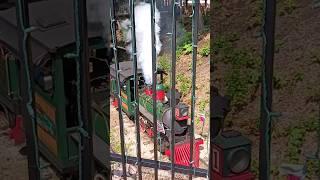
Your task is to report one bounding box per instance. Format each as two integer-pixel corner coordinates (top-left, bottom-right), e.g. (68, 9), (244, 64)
(208, 2), (214, 179)
(259, 0), (276, 179)
(170, 0), (177, 179)
(129, 0), (143, 179)
(110, 0), (128, 179)
(189, 0), (199, 179)
(15, 0), (40, 179)
(73, 0), (94, 179)
(150, 0), (159, 179)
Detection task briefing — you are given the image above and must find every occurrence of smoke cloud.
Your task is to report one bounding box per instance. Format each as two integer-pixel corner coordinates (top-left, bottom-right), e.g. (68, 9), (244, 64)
(121, 2), (162, 85)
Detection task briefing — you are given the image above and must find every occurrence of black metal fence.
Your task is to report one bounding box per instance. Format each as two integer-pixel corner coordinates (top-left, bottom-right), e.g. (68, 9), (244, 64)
(109, 0), (208, 179)
(14, 0), (301, 179)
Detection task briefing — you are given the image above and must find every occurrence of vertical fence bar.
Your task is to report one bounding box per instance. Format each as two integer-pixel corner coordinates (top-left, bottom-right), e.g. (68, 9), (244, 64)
(15, 0), (40, 179)
(129, 0), (143, 179)
(259, 0), (276, 179)
(110, 0), (127, 179)
(170, 0), (177, 179)
(150, 0), (159, 179)
(189, 0), (199, 179)
(73, 0), (95, 179)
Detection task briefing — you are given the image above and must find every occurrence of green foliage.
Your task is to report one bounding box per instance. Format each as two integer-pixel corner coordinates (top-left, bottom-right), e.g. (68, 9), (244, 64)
(177, 73), (191, 96)
(287, 127), (306, 163)
(176, 32), (193, 58)
(273, 75), (286, 90)
(177, 31), (192, 48)
(275, 39), (286, 53)
(212, 36), (233, 56)
(158, 55), (171, 91)
(182, 43), (193, 55)
(199, 41), (210, 57)
(212, 35), (261, 109)
(286, 117), (318, 163)
(249, 0), (263, 29)
(306, 159), (320, 179)
(279, 0), (297, 16)
(158, 55), (170, 72)
(198, 99), (209, 112)
(286, 72), (304, 90)
(212, 0), (222, 9)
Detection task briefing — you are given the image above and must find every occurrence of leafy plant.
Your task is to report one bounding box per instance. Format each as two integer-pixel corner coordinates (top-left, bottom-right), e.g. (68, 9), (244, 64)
(177, 31), (192, 48)
(198, 99), (209, 112)
(249, 0), (263, 29)
(287, 127), (306, 163)
(279, 0), (297, 16)
(273, 75), (286, 90)
(158, 55), (171, 91)
(158, 55), (170, 72)
(286, 117), (318, 164)
(212, 35), (261, 109)
(199, 42), (210, 57)
(177, 73), (191, 96)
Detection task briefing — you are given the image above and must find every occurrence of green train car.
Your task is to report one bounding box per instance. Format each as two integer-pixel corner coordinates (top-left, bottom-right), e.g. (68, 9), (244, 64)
(0, 0), (111, 178)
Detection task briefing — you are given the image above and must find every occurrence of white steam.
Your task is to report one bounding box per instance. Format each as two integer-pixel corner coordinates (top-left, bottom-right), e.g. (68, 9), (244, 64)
(121, 2), (162, 85)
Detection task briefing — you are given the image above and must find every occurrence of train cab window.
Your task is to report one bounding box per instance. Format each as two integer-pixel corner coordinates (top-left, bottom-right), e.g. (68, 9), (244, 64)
(34, 58), (54, 95)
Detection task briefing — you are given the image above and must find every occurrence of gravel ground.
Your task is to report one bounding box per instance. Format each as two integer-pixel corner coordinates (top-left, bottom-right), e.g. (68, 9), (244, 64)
(0, 113), (58, 180)
(0, 112), (29, 180)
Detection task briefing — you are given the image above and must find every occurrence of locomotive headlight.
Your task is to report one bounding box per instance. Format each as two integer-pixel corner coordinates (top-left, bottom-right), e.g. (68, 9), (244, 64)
(227, 148), (250, 174)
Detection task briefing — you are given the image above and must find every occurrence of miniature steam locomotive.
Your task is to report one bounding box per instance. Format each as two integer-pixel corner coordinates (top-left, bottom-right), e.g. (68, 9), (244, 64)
(110, 61), (194, 153)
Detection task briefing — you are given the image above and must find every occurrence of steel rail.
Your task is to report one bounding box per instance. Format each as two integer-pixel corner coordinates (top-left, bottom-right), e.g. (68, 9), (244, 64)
(129, 0), (143, 179)
(110, 0), (127, 178)
(150, 0), (159, 179)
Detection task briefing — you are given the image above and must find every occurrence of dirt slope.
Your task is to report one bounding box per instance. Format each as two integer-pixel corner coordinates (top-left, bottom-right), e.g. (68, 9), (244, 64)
(211, 0), (320, 178)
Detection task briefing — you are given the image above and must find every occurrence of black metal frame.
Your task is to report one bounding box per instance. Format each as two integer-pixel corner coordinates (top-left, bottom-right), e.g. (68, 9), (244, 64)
(73, 0), (94, 179)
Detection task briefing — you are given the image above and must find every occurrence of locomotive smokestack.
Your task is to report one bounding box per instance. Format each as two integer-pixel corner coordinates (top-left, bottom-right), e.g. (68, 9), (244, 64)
(121, 2), (162, 85)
